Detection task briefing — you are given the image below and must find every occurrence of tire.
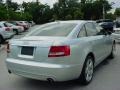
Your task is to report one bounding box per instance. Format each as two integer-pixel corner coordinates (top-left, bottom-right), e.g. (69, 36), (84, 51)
(0, 35), (4, 44)
(79, 55), (94, 85)
(108, 42), (116, 59)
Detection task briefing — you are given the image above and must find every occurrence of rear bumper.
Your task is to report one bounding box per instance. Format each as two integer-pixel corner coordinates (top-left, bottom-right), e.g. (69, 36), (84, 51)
(6, 58), (82, 81)
(3, 33), (14, 40)
(17, 28), (24, 33)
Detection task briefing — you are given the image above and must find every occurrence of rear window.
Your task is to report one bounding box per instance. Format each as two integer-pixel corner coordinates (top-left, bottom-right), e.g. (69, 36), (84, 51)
(19, 22), (23, 23)
(29, 23), (77, 36)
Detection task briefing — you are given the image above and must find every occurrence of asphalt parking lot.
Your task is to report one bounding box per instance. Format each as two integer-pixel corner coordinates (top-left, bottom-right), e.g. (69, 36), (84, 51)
(0, 25), (120, 90)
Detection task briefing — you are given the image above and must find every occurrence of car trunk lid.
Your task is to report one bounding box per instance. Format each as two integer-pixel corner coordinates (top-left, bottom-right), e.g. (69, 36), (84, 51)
(9, 36), (67, 62)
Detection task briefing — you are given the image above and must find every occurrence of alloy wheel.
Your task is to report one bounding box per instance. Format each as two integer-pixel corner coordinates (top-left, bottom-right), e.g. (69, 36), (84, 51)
(85, 58), (94, 82)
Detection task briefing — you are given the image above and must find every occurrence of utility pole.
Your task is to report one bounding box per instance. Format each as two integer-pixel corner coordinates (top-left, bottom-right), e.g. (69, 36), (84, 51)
(6, 2), (9, 21)
(20, 4), (24, 17)
(103, 4), (105, 19)
(36, 0), (39, 5)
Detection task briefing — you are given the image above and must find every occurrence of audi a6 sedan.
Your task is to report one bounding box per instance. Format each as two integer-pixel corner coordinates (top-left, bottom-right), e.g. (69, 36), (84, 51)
(6, 20), (115, 85)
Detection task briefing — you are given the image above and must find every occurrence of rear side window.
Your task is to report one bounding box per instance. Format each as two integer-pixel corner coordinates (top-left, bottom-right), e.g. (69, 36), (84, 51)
(19, 22), (23, 23)
(85, 23), (98, 36)
(4, 23), (8, 27)
(29, 23), (77, 37)
(95, 23), (102, 32)
(78, 26), (87, 37)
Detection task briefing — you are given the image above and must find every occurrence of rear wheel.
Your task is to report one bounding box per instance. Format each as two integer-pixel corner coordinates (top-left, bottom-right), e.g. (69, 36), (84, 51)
(79, 55), (94, 85)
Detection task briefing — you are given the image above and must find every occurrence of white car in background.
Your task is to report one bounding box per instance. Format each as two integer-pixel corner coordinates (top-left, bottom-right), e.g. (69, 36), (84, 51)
(6, 22), (24, 35)
(17, 21), (30, 30)
(0, 22), (14, 43)
(6, 20), (115, 85)
(28, 21), (35, 26)
(112, 23), (120, 42)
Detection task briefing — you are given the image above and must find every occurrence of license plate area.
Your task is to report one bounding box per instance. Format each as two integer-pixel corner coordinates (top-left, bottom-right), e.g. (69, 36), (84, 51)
(21, 46), (34, 56)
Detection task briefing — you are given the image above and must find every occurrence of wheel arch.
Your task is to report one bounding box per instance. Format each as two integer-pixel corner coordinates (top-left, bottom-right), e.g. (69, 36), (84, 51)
(79, 52), (95, 84)
(87, 52), (95, 64)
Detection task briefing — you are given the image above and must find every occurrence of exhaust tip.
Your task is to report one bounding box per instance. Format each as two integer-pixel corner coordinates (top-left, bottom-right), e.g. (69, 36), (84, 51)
(47, 78), (54, 83)
(8, 70), (11, 74)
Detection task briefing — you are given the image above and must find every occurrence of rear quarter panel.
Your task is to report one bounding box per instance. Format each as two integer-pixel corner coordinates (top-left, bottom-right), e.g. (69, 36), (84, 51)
(56, 37), (93, 67)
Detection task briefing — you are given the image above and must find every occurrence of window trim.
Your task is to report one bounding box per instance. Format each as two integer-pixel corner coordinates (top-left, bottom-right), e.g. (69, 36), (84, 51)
(77, 25), (87, 38)
(84, 22), (98, 36)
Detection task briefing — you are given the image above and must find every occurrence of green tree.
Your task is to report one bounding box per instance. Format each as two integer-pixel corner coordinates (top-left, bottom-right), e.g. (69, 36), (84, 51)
(0, 4), (7, 20)
(6, 0), (19, 11)
(74, 10), (83, 19)
(115, 8), (120, 17)
(105, 13), (115, 20)
(82, 0), (111, 20)
(22, 2), (53, 24)
(53, 0), (83, 20)
(65, 14), (72, 20)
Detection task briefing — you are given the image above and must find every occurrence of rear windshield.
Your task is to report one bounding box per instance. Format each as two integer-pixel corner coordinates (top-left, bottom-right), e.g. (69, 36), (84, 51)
(29, 23), (77, 36)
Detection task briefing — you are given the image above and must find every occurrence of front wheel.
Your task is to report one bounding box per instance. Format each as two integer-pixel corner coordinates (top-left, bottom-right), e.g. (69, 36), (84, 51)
(79, 55), (94, 85)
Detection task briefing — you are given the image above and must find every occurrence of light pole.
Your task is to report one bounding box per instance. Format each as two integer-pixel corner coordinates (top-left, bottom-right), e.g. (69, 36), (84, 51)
(20, 4), (24, 17)
(6, 2), (9, 20)
(103, 2), (115, 19)
(103, 4), (105, 19)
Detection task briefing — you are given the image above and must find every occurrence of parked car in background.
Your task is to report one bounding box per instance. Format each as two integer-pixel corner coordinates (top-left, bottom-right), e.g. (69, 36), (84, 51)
(8, 21), (27, 31)
(114, 21), (120, 29)
(96, 19), (114, 33)
(17, 21), (30, 30)
(6, 20), (115, 85)
(112, 28), (120, 42)
(0, 22), (14, 43)
(112, 20), (120, 42)
(5, 22), (24, 35)
(28, 21), (35, 26)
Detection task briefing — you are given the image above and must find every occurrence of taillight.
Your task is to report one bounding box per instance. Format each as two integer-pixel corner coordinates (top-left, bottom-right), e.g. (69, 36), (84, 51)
(48, 46), (70, 57)
(6, 43), (10, 53)
(5, 28), (10, 31)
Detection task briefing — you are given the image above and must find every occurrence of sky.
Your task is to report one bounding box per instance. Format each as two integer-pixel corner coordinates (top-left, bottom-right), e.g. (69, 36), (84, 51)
(12, 0), (58, 7)
(11, 0), (120, 8)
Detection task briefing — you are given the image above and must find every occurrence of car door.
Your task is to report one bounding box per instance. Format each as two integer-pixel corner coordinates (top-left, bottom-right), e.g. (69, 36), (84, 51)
(96, 23), (113, 56)
(84, 22), (107, 64)
(103, 32), (113, 56)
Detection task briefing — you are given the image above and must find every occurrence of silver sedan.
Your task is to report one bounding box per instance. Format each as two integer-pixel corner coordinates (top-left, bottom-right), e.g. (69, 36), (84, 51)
(6, 20), (115, 85)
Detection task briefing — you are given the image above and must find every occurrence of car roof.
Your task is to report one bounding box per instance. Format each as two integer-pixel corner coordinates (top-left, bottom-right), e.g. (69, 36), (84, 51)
(96, 19), (113, 23)
(52, 20), (94, 25)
